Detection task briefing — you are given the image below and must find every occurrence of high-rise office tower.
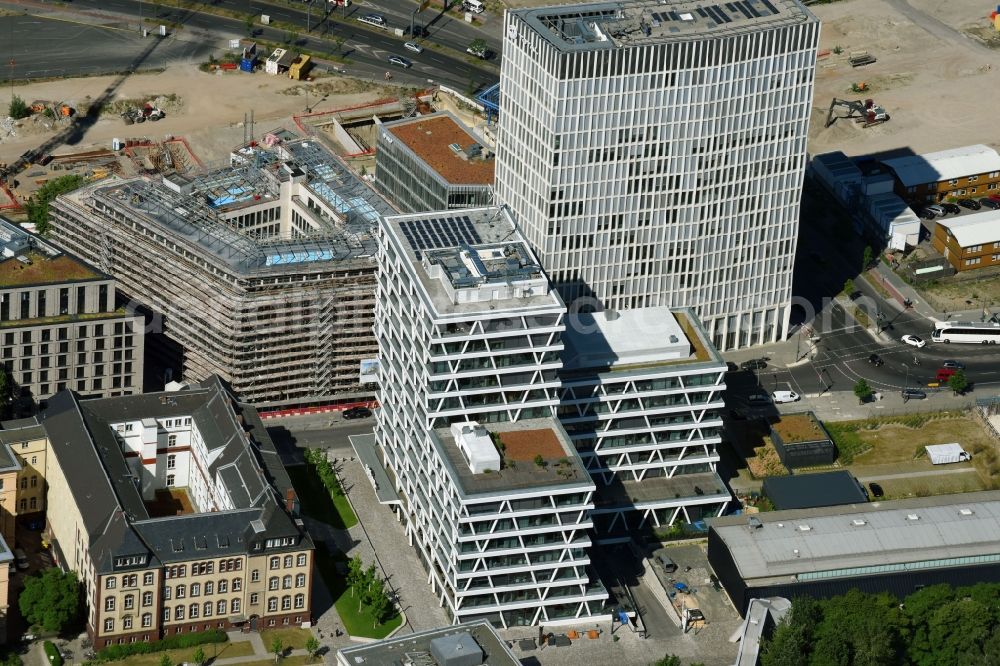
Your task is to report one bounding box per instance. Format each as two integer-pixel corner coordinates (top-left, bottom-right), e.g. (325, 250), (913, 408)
(495, 0), (820, 350)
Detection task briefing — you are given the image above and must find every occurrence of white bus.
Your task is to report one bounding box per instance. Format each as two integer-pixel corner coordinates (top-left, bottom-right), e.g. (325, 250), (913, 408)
(932, 321), (1000, 344)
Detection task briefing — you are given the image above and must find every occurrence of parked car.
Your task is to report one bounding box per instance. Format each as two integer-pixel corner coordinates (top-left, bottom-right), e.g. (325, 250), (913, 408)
(901, 388), (927, 400)
(941, 202), (962, 214)
(740, 358), (767, 371)
(343, 406), (373, 419)
(925, 203), (945, 216)
(13, 548), (28, 571)
(901, 334), (926, 348)
(958, 198), (981, 210)
(403, 41), (424, 53)
(358, 13), (387, 27)
(869, 482), (885, 498)
(990, 194), (1000, 205)
(942, 359), (965, 370)
(771, 390), (800, 404)
(388, 55), (412, 68)
(747, 393), (771, 406)
(868, 353), (884, 366)
(980, 198), (1000, 210)
(655, 551), (677, 573)
(917, 208), (936, 220)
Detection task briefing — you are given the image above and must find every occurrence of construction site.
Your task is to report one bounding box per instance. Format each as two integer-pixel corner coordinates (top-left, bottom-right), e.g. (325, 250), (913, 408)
(46, 131), (395, 409)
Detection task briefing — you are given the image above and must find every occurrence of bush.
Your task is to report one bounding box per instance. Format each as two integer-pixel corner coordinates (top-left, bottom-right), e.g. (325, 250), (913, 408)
(95, 630), (226, 662)
(24, 174), (84, 236)
(8, 95), (29, 120)
(42, 642), (62, 666)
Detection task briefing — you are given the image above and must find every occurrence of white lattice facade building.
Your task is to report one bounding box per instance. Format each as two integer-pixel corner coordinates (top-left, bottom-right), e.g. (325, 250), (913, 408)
(494, 0), (820, 350)
(375, 207), (608, 628)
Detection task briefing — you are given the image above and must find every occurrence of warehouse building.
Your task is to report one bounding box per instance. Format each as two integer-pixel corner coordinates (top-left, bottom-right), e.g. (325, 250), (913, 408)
(932, 211), (1000, 271)
(49, 137), (394, 409)
(375, 112), (495, 214)
(880, 144), (1000, 203)
(708, 491), (1000, 615)
(0, 217), (144, 403)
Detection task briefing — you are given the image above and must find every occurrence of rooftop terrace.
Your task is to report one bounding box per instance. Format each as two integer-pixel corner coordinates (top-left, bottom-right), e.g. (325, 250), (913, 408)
(433, 417), (592, 497)
(383, 112), (495, 186)
(0, 250), (102, 288)
(336, 619), (519, 666)
(513, 0), (814, 52)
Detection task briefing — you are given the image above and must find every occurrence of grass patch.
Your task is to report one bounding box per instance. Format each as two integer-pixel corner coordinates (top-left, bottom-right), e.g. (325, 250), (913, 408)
(232, 658), (314, 666)
(260, 627), (314, 651)
(314, 543), (402, 639)
(287, 464), (357, 530)
(102, 642), (255, 666)
(824, 422), (871, 464)
(850, 304), (873, 330)
(747, 439), (788, 478)
(861, 271), (892, 300)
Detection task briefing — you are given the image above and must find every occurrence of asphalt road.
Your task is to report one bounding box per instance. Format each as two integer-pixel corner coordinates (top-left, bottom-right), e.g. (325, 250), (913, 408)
(0, 14), (217, 79)
(267, 415), (375, 455)
(43, 0), (498, 90)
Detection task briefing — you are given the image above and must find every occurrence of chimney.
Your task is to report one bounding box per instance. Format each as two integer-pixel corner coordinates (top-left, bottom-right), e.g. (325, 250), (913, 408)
(285, 488), (299, 514)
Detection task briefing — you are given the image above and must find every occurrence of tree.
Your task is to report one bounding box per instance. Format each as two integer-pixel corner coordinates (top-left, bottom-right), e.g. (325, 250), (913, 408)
(271, 637), (284, 663)
(467, 38), (487, 56)
(346, 555), (363, 593)
(359, 564), (378, 612)
(24, 174), (84, 237)
(862, 245), (873, 272)
(853, 378), (873, 403)
(367, 585), (392, 628)
(192, 647), (205, 666)
(650, 656), (681, 666)
(948, 369), (969, 395)
(19, 568), (79, 633)
(0, 368), (11, 419)
(533, 454), (545, 467)
(8, 95), (29, 120)
(304, 636), (320, 661)
(159, 655), (172, 666)
(843, 278), (855, 298)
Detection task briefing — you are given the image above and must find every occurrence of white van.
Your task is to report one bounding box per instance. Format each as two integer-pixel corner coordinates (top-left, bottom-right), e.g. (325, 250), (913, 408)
(463, 0), (485, 13)
(771, 390), (800, 404)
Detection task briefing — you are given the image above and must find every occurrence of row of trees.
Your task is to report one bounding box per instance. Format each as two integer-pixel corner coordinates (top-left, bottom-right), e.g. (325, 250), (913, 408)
(345, 555), (395, 628)
(303, 447), (345, 498)
(25, 174), (84, 236)
(762, 584), (1000, 666)
(853, 369), (969, 404)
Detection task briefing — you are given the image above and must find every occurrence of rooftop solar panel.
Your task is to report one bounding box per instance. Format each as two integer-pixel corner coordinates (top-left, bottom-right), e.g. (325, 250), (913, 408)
(735, 1), (754, 18)
(399, 216), (483, 253)
(759, 0), (779, 15)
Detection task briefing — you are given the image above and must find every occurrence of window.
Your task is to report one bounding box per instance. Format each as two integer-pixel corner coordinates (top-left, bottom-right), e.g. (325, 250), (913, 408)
(30, 455), (36, 465)
(166, 474), (175, 487)
(163, 608), (171, 622)
(104, 618), (114, 632)
(123, 616), (133, 630)
(296, 554), (307, 567)
(970, 175), (979, 182)
(250, 593), (259, 606)
(164, 586), (172, 601)
(251, 569), (260, 582)
(232, 578), (241, 592)
(19, 499), (25, 511)
(218, 580), (228, 594)
(966, 258), (982, 266)
(20, 478), (26, 489)
(142, 613), (152, 628)
(283, 555), (293, 568)
(949, 179), (959, 185)
(204, 582), (213, 595)
(282, 575), (292, 590)
(105, 597), (116, 611)
(124, 595), (134, 610)
(268, 577), (279, 591)
(30, 475), (36, 487)
(189, 603), (199, 619)
(124, 574), (137, 587)
(142, 592), (153, 607)
(168, 434), (177, 447)
(29, 497), (36, 510)
(190, 583), (200, 597)
(269, 557), (280, 570)
(175, 606), (185, 621)
(969, 245), (983, 252)
(295, 574), (305, 588)
(144, 572), (154, 586)
(231, 599), (240, 614)
(176, 584), (186, 599)
(203, 601), (212, 618)
(281, 596), (291, 611)
(267, 597), (278, 612)
(167, 455), (176, 470)
(294, 594), (304, 609)
(217, 600), (227, 615)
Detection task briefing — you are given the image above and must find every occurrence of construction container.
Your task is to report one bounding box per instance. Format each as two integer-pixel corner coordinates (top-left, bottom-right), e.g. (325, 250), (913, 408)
(240, 57), (255, 72)
(289, 54), (313, 81)
(995, 14), (1000, 30)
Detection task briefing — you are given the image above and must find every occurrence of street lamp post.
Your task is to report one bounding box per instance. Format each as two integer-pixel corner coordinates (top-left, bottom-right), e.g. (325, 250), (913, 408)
(903, 363), (909, 402)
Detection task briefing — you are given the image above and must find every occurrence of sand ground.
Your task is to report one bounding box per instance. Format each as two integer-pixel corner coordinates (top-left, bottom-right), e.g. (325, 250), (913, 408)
(0, 65), (404, 166)
(808, 0), (1000, 157)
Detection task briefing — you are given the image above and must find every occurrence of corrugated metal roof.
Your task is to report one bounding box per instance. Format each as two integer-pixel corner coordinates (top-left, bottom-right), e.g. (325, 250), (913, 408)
(881, 144), (1000, 187)
(709, 491), (1000, 581)
(937, 210), (1000, 247)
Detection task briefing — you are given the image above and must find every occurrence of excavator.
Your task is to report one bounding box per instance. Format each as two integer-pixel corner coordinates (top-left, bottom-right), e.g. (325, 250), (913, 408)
(825, 98), (890, 129)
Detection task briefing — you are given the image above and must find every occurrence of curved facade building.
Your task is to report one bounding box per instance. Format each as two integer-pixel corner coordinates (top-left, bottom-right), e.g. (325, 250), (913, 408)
(495, 0), (820, 350)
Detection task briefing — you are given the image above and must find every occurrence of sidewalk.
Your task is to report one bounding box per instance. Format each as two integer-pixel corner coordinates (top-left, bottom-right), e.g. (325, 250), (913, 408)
(870, 261), (984, 322)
